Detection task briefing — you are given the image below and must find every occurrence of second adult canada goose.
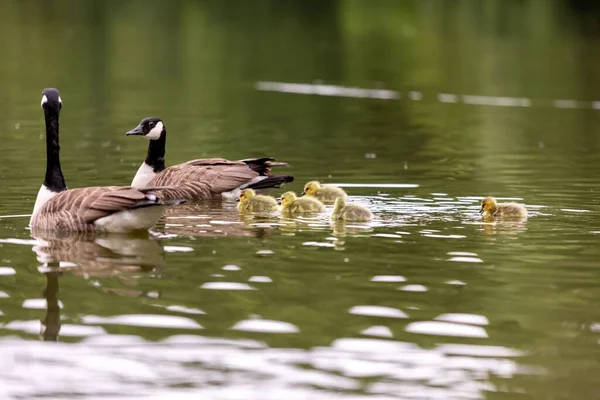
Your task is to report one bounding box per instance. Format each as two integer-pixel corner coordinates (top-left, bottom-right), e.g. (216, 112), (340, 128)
(31, 88), (181, 233)
(126, 117), (293, 201)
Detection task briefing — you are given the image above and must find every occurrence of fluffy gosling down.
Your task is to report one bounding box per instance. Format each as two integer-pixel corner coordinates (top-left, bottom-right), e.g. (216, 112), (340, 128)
(302, 181), (346, 204)
(280, 191), (325, 215)
(480, 196), (527, 219)
(237, 189), (278, 213)
(331, 197), (373, 222)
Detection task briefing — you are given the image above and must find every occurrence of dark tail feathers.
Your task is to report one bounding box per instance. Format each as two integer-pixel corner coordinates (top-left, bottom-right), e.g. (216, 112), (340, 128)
(246, 175), (294, 190)
(242, 158), (289, 175)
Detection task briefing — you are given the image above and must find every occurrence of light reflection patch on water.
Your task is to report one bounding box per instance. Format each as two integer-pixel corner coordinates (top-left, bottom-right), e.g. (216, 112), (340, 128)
(0, 267), (16, 276)
(164, 305), (206, 315)
(22, 298), (64, 309)
(231, 319), (300, 333)
(0, 333), (536, 399)
(0, 238), (45, 246)
(437, 344), (524, 358)
(0, 291), (9, 298)
(406, 321), (488, 338)
(423, 234), (466, 239)
(248, 276), (273, 283)
(302, 241), (337, 248)
(200, 282), (256, 290)
(360, 325), (393, 338)
(349, 306), (408, 319)
(163, 246), (194, 253)
(435, 313), (489, 326)
(446, 280), (467, 286)
(399, 285), (428, 292)
(1, 320), (105, 336)
(448, 251), (478, 257)
(82, 314), (203, 329)
(448, 256), (483, 263)
(327, 183), (419, 189)
(371, 275), (406, 283)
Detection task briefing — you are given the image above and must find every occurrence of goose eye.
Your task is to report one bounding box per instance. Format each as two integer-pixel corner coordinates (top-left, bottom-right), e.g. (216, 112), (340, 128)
(148, 122), (154, 127)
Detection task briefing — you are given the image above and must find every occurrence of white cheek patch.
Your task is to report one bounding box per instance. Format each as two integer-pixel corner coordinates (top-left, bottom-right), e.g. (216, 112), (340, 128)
(41, 95), (48, 107)
(58, 96), (62, 104)
(145, 121), (163, 140)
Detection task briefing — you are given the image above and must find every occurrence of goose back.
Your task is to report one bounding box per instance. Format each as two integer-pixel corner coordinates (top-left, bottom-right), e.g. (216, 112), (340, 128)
(147, 158), (262, 201)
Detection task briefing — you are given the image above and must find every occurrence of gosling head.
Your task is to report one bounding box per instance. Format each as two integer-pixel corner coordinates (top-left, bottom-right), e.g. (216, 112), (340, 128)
(480, 196), (498, 216)
(333, 196), (347, 209)
(238, 188), (256, 203)
(302, 181), (321, 196)
(280, 191), (297, 208)
(126, 117), (165, 140)
(41, 88), (62, 113)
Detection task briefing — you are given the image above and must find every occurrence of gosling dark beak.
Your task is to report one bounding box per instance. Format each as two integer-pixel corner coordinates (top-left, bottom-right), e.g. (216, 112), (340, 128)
(277, 198), (282, 205)
(126, 125), (144, 136)
(479, 209), (484, 215)
(236, 198), (240, 202)
(300, 191), (306, 196)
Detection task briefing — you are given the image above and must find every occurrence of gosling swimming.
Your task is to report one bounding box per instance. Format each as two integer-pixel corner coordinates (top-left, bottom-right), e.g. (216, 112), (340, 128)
(480, 196), (527, 219)
(302, 181), (346, 204)
(331, 197), (373, 222)
(237, 189), (278, 213)
(280, 191), (325, 215)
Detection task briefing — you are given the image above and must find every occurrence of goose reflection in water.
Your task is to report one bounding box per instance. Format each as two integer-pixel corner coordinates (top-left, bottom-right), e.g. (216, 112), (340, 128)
(30, 230), (168, 342)
(156, 201), (275, 239)
(481, 219), (528, 236)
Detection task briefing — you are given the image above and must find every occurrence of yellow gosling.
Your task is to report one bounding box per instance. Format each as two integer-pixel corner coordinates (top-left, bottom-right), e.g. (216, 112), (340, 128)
(480, 196), (527, 219)
(237, 189), (278, 213)
(331, 197), (373, 222)
(280, 191), (325, 215)
(302, 181), (346, 204)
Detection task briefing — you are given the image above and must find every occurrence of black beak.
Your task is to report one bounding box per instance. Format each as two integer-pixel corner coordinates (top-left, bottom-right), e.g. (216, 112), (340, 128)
(300, 191), (306, 196)
(479, 209), (483, 215)
(236, 198), (240, 202)
(277, 198), (282, 205)
(126, 125), (144, 136)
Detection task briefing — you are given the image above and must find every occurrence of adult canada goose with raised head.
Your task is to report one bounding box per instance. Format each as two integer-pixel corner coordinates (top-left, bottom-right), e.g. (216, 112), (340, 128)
(30, 89), (182, 233)
(126, 117), (293, 201)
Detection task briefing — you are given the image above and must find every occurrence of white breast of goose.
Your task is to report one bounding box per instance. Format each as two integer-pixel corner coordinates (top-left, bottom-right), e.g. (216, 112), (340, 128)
(131, 162), (157, 188)
(31, 185), (58, 224)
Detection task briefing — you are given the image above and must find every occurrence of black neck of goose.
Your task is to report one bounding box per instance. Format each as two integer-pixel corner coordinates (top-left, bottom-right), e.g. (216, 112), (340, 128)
(43, 108), (67, 192)
(145, 129), (166, 173)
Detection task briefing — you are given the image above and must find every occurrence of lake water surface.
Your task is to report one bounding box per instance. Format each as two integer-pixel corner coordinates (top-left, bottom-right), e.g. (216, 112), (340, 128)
(1, 1), (600, 399)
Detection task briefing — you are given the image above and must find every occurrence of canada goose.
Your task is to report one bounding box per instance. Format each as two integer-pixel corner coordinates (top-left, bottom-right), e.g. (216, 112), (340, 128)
(280, 191), (325, 215)
(30, 88), (181, 233)
(126, 117), (293, 201)
(331, 197), (373, 221)
(237, 189), (278, 213)
(480, 196), (527, 219)
(302, 181), (346, 204)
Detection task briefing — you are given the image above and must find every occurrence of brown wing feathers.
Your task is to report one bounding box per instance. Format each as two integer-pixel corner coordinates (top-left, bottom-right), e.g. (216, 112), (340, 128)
(83, 187), (157, 223)
(146, 158), (292, 200)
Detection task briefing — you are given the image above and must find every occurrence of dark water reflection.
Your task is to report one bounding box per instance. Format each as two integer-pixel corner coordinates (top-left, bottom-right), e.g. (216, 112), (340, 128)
(1, 0), (600, 399)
